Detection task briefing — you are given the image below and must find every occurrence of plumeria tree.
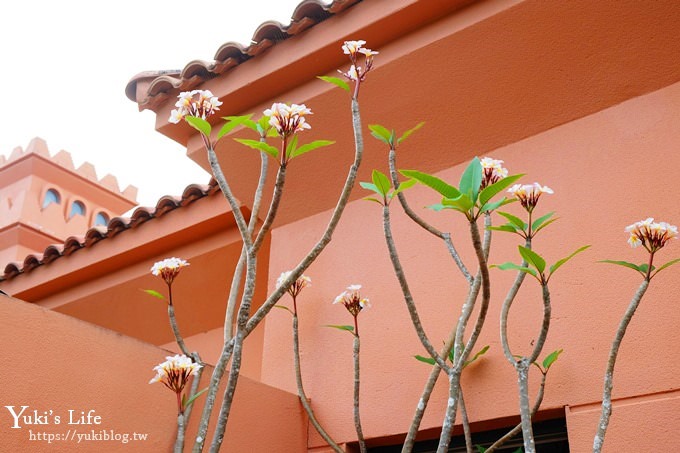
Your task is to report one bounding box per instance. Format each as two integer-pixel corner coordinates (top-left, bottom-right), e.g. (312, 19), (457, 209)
(146, 40), (377, 452)
(593, 218), (679, 452)
(141, 36), (679, 453)
(330, 284), (371, 453)
(360, 140), (590, 453)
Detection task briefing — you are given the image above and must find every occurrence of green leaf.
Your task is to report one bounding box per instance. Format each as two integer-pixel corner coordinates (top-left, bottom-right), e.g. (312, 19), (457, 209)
(372, 170), (391, 196)
(317, 75), (350, 92)
(487, 224), (520, 233)
(599, 260), (646, 275)
(369, 124), (393, 146)
(257, 115), (271, 134)
(363, 197), (384, 205)
(519, 246), (546, 274)
(638, 263), (655, 274)
(464, 345), (490, 367)
(285, 134), (299, 159)
(542, 349), (563, 371)
(427, 203), (447, 211)
(290, 140), (335, 159)
(549, 245), (591, 277)
(534, 218), (559, 234)
(185, 116), (212, 137)
(324, 324), (355, 333)
(397, 121), (425, 144)
(478, 174), (523, 206)
(234, 138), (279, 159)
(475, 446), (487, 453)
(273, 305), (294, 314)
(399, 170), (461, 199)
(478, 198), (507, 213)
(184, 387), (209, 409)
(497, 211), (527, 230)
(142, 289), (165, 300)
(492, 262), (538, 279)
(442, 194), (473, 213)
(414, 355), (436, 365)
(217, 114), (256, 139)
(531, 211), (556, 231)
(654, 257), (680, 274)
(393, 178), (417, 196)
(359, 182), (381, 194)
(459, 157), (483, 203)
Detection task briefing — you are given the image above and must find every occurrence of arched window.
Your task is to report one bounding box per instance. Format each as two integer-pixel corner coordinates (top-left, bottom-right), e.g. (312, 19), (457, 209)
(42, 189), (61, 208)
(69, 200), (86, 218)
(94, 212), (109, 226)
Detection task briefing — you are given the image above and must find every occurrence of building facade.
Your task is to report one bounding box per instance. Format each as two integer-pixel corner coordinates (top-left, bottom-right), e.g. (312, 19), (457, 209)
(3, 1), (680, 451)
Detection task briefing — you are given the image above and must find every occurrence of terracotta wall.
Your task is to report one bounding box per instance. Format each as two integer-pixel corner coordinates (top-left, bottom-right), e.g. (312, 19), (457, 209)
(256, 62), (680, 450)
(0, 294), (307, 452)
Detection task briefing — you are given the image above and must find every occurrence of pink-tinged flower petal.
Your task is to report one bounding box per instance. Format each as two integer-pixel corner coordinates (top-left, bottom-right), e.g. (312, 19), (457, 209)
(334, 284), (370, 316)
(149, 354), (202, 393)
(624, 218), (677, 252)
(342, 40), (366, 55)
(263, 102), (313, 138)
(151, 257), (190, 285)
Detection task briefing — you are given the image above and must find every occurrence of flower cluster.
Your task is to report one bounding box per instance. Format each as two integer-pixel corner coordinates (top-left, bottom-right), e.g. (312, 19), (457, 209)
(151, 257), (190, 286)
(339, 40), (378, 83)
(480, 157), (508, 189)
(168, 90), (223, 124)
(508, 183), (553, 213)
(277, 271), (312, 299)
(625, 218), (678, 252)
(263, 103), (312, 138)
(149, 354), (202, 394)
(333, 284), (370, 317)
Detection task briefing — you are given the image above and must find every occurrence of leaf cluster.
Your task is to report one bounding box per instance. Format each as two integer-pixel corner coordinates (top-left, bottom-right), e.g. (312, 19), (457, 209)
(494, 245), (590, 285)
(601, 258), (680, 280)
(360, 170), (416, 205)
(414, 345), (490, 368)
(368, 122), (425, 149)
(401, 158), (522, 221)
(488, 211), (557, 239)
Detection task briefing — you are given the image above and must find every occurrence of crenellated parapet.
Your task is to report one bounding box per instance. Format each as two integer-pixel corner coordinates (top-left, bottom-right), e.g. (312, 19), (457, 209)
(0, 138), (139, 264)
(1, 137), (137, 202)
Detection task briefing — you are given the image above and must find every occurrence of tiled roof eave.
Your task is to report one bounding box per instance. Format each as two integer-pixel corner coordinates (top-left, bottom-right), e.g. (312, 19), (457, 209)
(125, 0), (362, 107)
(1, 179), (222, 283)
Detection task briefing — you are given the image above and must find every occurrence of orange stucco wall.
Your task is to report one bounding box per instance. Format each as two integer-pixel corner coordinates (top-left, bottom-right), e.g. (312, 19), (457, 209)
(258, 78), (680, 449)
(0, 294), (307, 452)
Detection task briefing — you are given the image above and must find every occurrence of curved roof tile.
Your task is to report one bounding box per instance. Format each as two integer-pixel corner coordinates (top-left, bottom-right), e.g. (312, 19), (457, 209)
(126, 0), (361, 107)
(0, 179), (220, 282)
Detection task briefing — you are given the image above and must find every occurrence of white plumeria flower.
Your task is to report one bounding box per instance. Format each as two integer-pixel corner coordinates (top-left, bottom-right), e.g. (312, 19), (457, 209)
(168, 90), (222, 123)
(339, 40), (378, 87)
(342, 40), (366, 55)
(334, 284), (369, 316)
(149, 354), (202, 392)
(358, 47), (379, 58)
(169, 109), (184, 124)
(277, 271), (311, 299)
(624, 218), (678, 252)
(508, 182), (553, 212)
(263, 102), (312, 137)
(480, 157), (508, 188)
(151, 257), (189, 285)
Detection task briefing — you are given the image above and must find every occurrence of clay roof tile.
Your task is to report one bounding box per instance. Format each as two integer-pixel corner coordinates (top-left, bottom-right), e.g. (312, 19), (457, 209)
(125, 0), (361, 105)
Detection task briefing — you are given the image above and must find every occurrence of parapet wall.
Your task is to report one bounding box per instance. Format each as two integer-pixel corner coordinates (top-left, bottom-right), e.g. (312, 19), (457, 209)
(0, 294), (307, 452)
